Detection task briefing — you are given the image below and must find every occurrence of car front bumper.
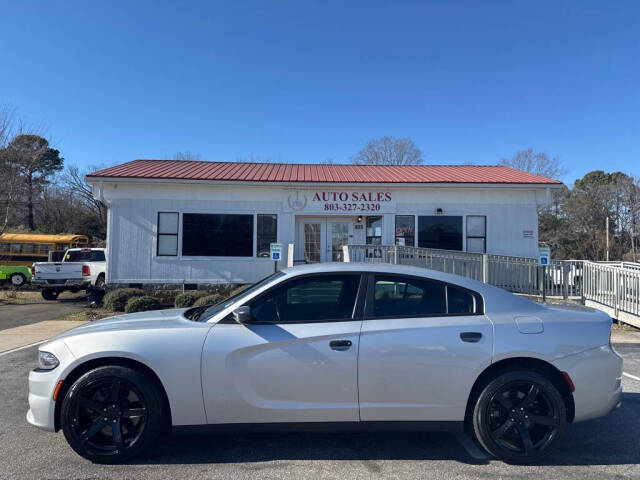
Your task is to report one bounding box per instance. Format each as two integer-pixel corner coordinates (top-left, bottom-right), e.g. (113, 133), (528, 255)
(26, 341), (76, 432)
(552, 344), (623, 423)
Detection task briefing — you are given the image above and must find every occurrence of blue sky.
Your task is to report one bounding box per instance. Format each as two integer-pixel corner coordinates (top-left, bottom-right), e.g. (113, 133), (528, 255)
(1, 1), (638, 184)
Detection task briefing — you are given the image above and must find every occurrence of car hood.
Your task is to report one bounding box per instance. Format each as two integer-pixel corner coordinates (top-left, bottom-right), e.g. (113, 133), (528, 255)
(54, 308), (192, 339)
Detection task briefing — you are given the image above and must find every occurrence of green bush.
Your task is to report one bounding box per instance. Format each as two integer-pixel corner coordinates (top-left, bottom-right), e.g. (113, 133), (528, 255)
(174, 290), (210, 308)
(192, 294), (224, 308)
(103, 288), (144, 312)
(124, 295), (161, 313)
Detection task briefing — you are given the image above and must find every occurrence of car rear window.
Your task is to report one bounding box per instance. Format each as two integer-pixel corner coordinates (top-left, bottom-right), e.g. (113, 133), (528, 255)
(373, 275), (447, 317)
(65, 250), (105, 262)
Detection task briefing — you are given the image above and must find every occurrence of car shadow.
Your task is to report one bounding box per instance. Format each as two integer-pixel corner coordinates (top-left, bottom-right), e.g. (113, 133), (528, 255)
(130, 392), (640, 467)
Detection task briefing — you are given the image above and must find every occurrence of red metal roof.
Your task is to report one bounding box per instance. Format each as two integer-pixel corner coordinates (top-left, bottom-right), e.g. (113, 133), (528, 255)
(87, 160), (562, 185)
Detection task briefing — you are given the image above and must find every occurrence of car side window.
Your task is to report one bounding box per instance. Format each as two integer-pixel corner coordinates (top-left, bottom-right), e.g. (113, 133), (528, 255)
(373, 275), (446, 318)
(447, 285), (476, 314)
(249, 275), (360, 323)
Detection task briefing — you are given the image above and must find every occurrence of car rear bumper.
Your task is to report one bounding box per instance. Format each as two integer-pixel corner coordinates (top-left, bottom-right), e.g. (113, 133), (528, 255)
(32, 279), (90, 288)
(552, 345), (623, 423)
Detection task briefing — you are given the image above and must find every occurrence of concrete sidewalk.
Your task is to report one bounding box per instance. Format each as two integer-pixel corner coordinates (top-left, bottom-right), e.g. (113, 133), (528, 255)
(0, 320), (86, 353)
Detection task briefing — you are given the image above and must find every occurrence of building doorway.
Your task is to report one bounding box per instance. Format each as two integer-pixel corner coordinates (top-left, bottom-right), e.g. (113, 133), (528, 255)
(296, 217), (355, 263)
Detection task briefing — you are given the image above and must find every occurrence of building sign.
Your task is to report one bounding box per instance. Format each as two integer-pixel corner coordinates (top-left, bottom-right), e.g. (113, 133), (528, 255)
(285, 190), (395, 213)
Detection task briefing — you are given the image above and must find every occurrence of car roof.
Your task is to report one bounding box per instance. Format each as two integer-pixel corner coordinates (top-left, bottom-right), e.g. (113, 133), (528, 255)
(281, 262), (485, 290)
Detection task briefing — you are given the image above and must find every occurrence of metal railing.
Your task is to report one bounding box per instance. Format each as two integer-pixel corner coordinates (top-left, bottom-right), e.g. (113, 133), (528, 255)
(344, 244), (640, 326)
(583, 261), (640, 319)
(344, 245), (583, 298)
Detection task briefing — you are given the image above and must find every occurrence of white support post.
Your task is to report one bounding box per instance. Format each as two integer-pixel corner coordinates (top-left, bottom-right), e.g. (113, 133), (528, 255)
(482, 254), (489, 284)
(342, 245), (350, 263)
(287, 243), (294, 268)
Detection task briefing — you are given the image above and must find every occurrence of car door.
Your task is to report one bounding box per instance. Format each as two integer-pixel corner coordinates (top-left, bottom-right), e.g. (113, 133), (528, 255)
(358, 273), (493, 422)
(201, 273), (365, 424)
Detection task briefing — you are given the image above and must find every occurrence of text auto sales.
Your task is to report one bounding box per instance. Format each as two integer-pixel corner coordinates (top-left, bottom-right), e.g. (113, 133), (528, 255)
(313, 191), (392, 212)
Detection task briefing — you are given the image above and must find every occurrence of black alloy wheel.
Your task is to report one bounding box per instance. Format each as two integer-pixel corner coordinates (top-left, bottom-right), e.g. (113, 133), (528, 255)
(471, 370), (567, 464)
(61, 366), (164, 463)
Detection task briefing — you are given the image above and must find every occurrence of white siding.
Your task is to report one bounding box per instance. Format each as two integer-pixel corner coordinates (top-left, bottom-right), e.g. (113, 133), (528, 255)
(100, 182), (543, 284)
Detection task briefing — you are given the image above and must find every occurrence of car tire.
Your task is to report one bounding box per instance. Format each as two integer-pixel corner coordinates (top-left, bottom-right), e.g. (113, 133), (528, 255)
(61, 365), (165, 464)
(470, 369), (567, 464)
(94, 274), (106, 291)
(9, 272), (26, 287)
(41, 289), (59, 301)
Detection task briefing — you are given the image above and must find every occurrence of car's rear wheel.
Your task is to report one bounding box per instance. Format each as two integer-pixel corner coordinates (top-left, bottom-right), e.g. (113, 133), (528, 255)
(41, 289), (59, 301)
(94, 274), (106, 290)
(470, 370), (567, 464)
(61, 365), (164, 463)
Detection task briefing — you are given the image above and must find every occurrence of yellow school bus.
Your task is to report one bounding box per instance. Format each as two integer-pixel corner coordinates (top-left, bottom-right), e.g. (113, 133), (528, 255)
(0, 233), (90, 266)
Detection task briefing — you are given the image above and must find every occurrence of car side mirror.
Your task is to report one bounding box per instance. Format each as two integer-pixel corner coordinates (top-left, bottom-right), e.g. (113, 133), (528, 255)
(232, 306), (252, 324)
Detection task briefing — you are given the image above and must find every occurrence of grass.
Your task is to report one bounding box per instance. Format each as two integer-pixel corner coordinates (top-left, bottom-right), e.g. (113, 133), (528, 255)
(0, 290), (42, 305)
(55, 307), (117, 323)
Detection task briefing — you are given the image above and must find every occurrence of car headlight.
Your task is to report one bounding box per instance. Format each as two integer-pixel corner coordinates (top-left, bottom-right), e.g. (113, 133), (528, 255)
(38, 351), (59, 370)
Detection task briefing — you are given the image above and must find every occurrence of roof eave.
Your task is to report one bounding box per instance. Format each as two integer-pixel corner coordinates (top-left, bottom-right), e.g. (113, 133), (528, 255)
(85, 176), (563, 189)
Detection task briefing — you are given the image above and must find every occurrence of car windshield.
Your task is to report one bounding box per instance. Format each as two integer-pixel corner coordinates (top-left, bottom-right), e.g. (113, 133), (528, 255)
(188, 271), (285, 322)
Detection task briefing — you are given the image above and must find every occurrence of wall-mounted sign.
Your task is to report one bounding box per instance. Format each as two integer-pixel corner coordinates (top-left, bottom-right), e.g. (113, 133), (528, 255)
(523, 230), (534, 238)
(285, 190), (395, 214)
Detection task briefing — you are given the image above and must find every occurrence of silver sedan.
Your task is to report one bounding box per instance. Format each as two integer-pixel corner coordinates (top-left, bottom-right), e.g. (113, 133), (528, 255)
(27, 263), (622, 464)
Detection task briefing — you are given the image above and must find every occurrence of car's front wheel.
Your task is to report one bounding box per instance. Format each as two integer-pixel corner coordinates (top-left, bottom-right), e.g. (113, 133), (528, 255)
(61, 365), (165, 463)
(470, 369), (567, 464)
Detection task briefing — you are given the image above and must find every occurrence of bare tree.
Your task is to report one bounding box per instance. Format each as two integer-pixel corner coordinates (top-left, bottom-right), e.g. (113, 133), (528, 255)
(499, 148), (567, 180)
(4, 135), (64, 230)
(172, 151), (202, 161)
(352, 136), (423, 165)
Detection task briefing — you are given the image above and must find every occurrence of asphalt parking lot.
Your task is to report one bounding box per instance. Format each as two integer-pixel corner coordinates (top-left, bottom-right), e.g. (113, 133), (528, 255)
(0, 342), (639, 480)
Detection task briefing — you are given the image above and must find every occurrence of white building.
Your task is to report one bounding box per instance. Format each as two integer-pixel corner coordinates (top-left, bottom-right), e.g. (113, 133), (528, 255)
(87, 160), (562, 286)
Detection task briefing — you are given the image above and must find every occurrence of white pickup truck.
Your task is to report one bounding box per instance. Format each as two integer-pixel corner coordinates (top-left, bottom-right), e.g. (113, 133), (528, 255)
(31, 248), (106, 300)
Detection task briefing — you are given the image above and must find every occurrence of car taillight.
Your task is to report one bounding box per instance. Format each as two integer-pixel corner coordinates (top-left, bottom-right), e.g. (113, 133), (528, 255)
(31, 265), (35, 276)
(82, 265), (90, 276)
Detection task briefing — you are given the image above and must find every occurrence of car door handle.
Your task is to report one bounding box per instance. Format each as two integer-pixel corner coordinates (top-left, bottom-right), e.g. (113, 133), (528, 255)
(329, 340), (352, 351)
(460, 332), (482, 343)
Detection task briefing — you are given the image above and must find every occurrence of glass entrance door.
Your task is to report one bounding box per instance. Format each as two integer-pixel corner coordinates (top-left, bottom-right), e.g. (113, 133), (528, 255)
(297, 218), (353, 263)
(303, 222), (322, 263)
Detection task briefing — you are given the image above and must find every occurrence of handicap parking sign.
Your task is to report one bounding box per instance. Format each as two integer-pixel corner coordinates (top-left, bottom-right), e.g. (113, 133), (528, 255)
(538, 246), (551, 266)
(270, 243), (283, 261)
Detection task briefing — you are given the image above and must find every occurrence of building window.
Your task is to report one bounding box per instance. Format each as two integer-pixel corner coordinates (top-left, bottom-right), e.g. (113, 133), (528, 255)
(182, 213), (253, 257)
(395, 215), (415, 246)
(366, 216), (383, 245)
(157, 212), (179, 256)
(257, 214), (277, 258)
(466, 215), (486, 253)
(418, 216), (463, 251)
